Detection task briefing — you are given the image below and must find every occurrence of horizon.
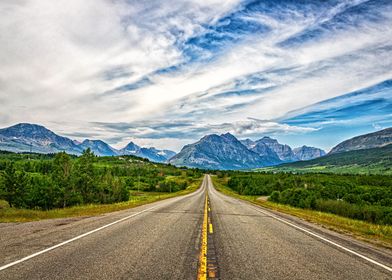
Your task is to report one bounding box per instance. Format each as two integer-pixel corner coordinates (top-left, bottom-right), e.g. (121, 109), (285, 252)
(0, 1), (391, 152)
(2, 121), (387, 153)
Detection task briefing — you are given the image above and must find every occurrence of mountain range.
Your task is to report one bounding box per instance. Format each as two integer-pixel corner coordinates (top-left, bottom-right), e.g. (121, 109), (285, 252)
(0, 123), (175, 163)
(169, 133), (325, 170)
(169, 133), (273, 170)
(267, 127), (392, 175)
(270, 143), (392, 175)
(1, 123), (390, 171)
(240, 137), (326, 162)
(168, 127), (392, 170)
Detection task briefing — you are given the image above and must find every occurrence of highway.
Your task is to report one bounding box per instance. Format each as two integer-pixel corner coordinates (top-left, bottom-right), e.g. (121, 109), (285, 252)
(0, 175), (391, 279)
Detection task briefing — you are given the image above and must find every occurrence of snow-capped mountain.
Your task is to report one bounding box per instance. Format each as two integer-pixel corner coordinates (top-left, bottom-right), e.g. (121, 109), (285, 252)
(0, 123), (83, 155)
(79, 139), (118, 156)
(171, 134), (326, 170)
(0, 123), (176, 163)
(169, 133), (280, 170)
(254, 136), (297, 162)
(119, 142), (175, 162)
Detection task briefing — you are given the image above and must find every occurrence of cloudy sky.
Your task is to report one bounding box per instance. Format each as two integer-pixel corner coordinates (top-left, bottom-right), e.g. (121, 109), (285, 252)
(0, 0), (391, 152)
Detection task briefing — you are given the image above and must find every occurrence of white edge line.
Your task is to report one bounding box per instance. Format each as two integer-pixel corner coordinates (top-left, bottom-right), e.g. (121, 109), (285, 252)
(209, 178), (392, 273)
(0, 184), (206, 272)
(0, 204), (159, 271)
(252, 204), (392, 273)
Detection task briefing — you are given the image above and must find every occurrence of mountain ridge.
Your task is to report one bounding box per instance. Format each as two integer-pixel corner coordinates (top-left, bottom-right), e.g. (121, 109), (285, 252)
(329, 127), (392, 154)
(0, 122), (340, 169)
(293, 145), (326, 161)
(169, 133), (326, 170)
(169, 133), (273, 170)
(262, 128), (392, 175)
(266, 144), (392, 175)
(0, 123), (175, 163)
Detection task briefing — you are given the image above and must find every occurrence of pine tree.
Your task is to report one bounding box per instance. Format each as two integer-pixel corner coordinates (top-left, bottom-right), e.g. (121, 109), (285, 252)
(74, 148), (97, 203)
(0, 162), (28, 208)
(52, 152), (73, 207)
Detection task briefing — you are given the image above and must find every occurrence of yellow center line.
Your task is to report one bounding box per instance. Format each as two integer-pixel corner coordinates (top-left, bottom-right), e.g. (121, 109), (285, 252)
(209, 223), (213, 234)
(197, 192), (208, 280)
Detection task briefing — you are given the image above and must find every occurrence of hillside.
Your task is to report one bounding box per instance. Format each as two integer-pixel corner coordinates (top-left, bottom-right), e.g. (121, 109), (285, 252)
(264, 144), (392, 175)
(329, 127), (392, 154)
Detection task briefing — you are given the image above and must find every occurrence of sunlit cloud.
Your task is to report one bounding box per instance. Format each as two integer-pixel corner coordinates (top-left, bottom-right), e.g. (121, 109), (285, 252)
(0, 0), (391, 151)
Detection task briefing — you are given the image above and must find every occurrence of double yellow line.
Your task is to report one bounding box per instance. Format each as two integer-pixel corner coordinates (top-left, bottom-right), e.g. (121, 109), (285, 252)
(198, 188), (217, 280)
(197, 192), (209, 280)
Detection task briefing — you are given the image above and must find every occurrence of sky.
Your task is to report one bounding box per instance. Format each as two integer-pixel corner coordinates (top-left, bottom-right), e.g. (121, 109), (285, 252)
(0, 0), (391, 152)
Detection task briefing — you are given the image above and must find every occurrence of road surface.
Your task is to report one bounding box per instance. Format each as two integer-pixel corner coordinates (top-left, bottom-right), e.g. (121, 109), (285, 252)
(0, 175), (391, 279)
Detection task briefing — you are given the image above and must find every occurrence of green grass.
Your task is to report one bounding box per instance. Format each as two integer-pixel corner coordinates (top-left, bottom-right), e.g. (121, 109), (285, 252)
(212, 176), (392, 249)
(0, 178), (202, 223)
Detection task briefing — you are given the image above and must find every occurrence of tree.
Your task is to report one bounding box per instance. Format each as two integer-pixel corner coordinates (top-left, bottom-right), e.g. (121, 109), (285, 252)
(0, 162), (28, 208)
(28, 174), (60, 210)
(52, 152), (73, 207)
(98, 170), (129, 203)
(269, 191), (280, 202)
(74, 148), (97, 203)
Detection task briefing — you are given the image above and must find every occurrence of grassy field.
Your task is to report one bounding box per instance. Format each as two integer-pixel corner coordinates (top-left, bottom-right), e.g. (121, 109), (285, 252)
(0, 178), (202, 223)
(212, 176), (392, 249)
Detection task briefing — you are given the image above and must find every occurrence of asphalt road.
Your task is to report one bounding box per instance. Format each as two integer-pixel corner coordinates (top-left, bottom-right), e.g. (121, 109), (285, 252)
(0, 175), (391, 279)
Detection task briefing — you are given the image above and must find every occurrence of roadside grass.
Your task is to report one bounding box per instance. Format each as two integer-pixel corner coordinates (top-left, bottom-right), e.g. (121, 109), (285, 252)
(212, 176), (392, 249)
(0, 178), (202, 223)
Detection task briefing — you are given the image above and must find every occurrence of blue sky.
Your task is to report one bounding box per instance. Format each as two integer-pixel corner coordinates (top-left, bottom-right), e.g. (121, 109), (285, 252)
(0, 0), (391, 151)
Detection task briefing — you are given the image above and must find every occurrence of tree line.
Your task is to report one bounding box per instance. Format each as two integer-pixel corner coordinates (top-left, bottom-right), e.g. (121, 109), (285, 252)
(0, 150), (202, 210)
(0, 149), (129, 209)
(224, 172), (392, 225)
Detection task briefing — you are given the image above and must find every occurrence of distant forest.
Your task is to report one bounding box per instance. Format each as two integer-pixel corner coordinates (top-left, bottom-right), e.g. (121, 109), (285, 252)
(0, 150), (202, 210)
(219, 172), (392, 225)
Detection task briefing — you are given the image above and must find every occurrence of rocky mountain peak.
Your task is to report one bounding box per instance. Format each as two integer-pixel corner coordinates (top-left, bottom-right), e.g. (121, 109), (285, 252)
(293, 145), (326, 161)
(221, 132), (238, 142)
(0, 123), (175, 163)
(123, 141), (140, 151)
(0, 123), (56, 139)
(255, 136), (295, 162)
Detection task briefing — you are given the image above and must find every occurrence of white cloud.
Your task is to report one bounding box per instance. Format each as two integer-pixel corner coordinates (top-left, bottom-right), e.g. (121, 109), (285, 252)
(150, 3), (392, 124)
(0, 0), (391, 150)
(0, 0), (241, 124)
(227, 119), (317, 136)
(120, 137), (192, 152)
